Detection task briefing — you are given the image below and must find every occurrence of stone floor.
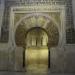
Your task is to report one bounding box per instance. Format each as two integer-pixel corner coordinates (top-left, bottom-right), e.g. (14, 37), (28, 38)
(0, 71), (74, 75)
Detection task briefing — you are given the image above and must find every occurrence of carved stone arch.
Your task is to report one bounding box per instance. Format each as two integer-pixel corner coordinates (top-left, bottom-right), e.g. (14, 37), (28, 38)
(8, 5), (66, 71)
(15, 13), (60, 31)
(15, 13), (60, 48)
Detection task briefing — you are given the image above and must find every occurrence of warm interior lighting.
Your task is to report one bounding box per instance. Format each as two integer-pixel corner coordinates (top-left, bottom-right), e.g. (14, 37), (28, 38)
(25, 47), (48, 72)
(25, 28), (48, 72)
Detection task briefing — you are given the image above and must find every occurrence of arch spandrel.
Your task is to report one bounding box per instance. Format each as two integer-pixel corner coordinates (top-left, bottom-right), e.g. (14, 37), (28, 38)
(46, 12), (61, 26)
(15, 25), (27, 47)
(46, 22), (59, 47)
(14, 12), (61, 28)
(14, 13), (27, 25)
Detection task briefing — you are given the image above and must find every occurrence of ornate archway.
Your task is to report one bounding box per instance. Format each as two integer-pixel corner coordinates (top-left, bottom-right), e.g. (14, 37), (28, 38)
(15, 13), (59, 71)
(15, 13), (59, 47)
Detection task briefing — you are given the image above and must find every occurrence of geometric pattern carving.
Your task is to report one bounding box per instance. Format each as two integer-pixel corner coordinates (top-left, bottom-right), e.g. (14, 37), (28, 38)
(15, 14), (59, 47)
(1, 0), (75, 44)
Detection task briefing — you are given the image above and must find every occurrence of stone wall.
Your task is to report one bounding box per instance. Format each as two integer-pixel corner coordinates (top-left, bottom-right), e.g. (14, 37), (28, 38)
(0, 0), (75, 73)
(0, 44), (75, 72)
(64, 45), (75, 73)
(0, 0), (5, 39)
(0, 43), (9, 71)
(50, 47), (64, 73)
(50, 45), (75, 73)
(72, 0), (75, 29)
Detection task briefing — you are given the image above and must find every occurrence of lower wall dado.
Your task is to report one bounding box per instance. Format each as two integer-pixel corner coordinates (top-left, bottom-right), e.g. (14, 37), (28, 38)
(0, 43), (75, 73)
